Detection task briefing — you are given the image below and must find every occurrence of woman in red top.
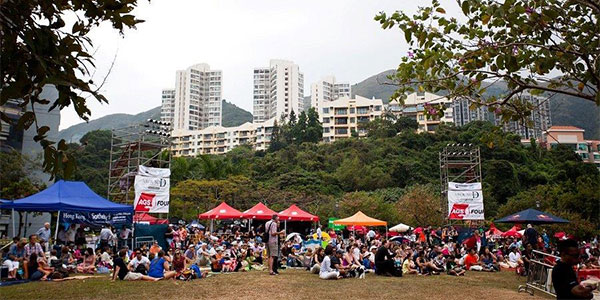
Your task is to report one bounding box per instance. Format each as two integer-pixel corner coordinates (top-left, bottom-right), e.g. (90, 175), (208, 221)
(172, 250), (186, 274)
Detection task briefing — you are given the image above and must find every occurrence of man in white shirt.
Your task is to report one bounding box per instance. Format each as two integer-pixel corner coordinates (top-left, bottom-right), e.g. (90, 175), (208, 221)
(65, 224), (77, 243)
(508, 247), (521, 268)
(119, 225), (132, 248)
(128, 250), (150, 273)
(36, 222), (51, 250)
(316, 225), (322, 240)
(99, 225), (114, 250)
(367, 229), (376, 242)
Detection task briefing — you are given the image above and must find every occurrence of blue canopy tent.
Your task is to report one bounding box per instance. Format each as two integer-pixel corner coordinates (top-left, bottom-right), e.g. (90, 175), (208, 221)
(0, 180), (133, 241)
(496, 208), (569, 225)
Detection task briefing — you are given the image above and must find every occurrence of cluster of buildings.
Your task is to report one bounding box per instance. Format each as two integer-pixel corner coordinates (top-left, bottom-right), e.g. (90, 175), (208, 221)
(159, 60), (597, 169)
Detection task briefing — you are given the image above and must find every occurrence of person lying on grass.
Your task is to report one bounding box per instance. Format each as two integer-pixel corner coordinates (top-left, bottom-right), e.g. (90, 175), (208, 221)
(112, 249), (159, 281)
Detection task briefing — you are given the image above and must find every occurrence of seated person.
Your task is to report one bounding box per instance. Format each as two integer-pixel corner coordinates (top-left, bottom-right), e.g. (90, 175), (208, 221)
(172, 250), (186, 274)
(310, 247), (324, 274)
(27, 253), (53, 281)
(402, 255), (418, 275)
(128, 249), (150, 275)
(112, 249), (158, 281)
(210, 247), (223, 272)
(149, 241), (162, 256)
(76, 248), (96, 274)
(148, 250), (177, 280)
(332, 250), (350, 277)
(506, 247), (521, 268)
(464, 248), (492, 272)
(446, 255), (466, 276)
(319, 245), (339, 280)
(60, 246), (77, 272)
(196, 243), (211, 267)
(415, 250), (442, 275)
(375, 240), (399, 276)
(480, 247), (500, 271)
(184, 244), (196, 266)
(3, 254), (20, 279)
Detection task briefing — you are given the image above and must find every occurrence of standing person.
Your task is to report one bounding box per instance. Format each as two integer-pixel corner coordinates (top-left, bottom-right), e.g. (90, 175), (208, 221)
(119, 225), (132, 249)
(552, 239), (596, 299)
(316, 225), (322, 241)
(99, 225), (114, 250)
(265, 214), (284, 275)
(36, 222), (51, 250)
(524, 224), (539, 249)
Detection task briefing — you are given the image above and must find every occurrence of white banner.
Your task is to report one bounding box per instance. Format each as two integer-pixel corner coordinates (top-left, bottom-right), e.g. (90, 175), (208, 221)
(448, 182), (484, 220)
(134, 175), (170, 213)
(138, 166), (171, 178)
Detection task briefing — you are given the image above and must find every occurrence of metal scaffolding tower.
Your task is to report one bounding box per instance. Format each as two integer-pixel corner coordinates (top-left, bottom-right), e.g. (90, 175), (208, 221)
(107, 120), (171, 204)
(439, 143), (482, 221)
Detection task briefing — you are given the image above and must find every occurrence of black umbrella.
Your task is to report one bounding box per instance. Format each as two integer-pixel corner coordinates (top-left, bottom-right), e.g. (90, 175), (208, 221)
(496, 208), (569, 224)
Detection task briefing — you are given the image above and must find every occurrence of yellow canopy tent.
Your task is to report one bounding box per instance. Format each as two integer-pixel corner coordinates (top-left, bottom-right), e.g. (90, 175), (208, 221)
(333, 211), (387, 226)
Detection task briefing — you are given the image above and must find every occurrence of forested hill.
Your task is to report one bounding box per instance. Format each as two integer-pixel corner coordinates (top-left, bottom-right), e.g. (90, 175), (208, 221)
(58, 100), (253, 143)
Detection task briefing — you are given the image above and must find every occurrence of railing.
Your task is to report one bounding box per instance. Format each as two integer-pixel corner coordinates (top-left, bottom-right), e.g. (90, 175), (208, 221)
(135, 236), (155, 249)
(518, 250), (558, 297)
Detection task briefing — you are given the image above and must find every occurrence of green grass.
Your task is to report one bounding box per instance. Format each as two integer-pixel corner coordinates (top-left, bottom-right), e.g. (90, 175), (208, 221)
(2, 269), (551, 299)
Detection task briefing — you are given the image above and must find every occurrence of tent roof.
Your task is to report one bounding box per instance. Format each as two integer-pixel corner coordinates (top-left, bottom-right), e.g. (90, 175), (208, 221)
(333, 211), (387, 226)
(198, 202), (242, 220)
(390, 223), (413, 233)
(241, 202), (277, 220)
(0, 180), (133, 213)
(501, 225), (523, 238)
(278, 204), (319, 222)
(486, 223), (504, 236)
(134, 213), (168, 224)
(496, 208), (569, 224)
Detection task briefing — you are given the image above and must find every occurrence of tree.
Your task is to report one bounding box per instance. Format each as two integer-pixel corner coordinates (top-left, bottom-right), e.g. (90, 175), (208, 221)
(395, 116), (419, 132)
(305, 107), (323, 143)
(395, 184), (443, 227)
(1, 0), (145, 179)
(376, 0), (599, 124)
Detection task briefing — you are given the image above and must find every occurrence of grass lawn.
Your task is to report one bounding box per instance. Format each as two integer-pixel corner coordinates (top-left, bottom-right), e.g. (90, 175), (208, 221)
(2, 269), (551, 300)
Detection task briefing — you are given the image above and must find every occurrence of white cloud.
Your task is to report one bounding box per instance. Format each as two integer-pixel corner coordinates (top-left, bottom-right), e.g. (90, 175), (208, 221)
(60, 0), (461, 129)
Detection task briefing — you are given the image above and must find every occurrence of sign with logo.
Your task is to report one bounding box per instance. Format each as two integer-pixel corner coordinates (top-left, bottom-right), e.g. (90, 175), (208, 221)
(134, 169), (170, 213)
(61, 211), (132, 227)
(448, 182), (484, 220)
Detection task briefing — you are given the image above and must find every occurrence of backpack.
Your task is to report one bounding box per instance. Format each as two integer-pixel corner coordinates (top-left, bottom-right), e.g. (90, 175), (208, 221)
(263, 221), (274, 243)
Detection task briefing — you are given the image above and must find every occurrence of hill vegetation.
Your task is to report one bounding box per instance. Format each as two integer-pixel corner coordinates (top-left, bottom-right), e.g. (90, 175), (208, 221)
(34, 119), (599, 238)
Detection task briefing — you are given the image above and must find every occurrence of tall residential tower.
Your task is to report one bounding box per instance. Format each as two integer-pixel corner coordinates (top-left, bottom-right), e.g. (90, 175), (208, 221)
(253, 59), (304, 123)
(310, 76), (351, 114)
(170, 63), (222, 130)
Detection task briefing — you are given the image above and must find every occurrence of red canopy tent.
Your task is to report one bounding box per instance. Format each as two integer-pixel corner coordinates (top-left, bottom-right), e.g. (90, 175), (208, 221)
(241, 202), (277, 220)
(486, 223), (504, 238)
(198, 202), (243, 220)
(198, 202), (243, 233)
(278, 204), (319, 233)
(347, 225), (367, 234)
(278, 204), (319, 221)
(134, 213), (168, 224)
(501, 225), (522, 238)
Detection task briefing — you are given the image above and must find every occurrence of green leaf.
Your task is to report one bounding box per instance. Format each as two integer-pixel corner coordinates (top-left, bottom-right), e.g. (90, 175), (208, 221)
(461, 1), (470, 15)
(482, 15), (490, 25)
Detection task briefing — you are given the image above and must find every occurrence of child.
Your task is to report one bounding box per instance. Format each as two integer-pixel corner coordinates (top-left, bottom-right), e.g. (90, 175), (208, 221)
(446, 255), (466, 276)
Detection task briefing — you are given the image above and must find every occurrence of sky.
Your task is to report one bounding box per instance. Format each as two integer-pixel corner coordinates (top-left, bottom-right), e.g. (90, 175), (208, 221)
(60, 0), (461, 130)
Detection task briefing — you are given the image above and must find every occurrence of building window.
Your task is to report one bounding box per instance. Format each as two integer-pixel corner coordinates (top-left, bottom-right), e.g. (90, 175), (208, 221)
(322, 107), (329, 114)
(335, 108), (347, 115)
(419, 115), (425, 121)
(323, 127), (330, 133)
(578, 143), (588, 151)
(579, 153), (589, 159)
(323, 118), (329, 124)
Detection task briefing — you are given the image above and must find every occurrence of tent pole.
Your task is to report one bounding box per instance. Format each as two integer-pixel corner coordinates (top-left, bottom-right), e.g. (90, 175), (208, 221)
(11, 209), (15, 237)
(54, 210), (61, 246)
(284, 220), (287, 234)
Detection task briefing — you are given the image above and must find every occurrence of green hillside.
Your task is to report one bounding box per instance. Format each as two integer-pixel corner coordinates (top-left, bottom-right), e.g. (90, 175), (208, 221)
(222, 100), (253, 127)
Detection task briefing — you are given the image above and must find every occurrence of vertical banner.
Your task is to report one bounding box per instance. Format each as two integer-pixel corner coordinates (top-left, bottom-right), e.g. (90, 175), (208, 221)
(134, 167), (170, 213)
(447, 182), (484, 220)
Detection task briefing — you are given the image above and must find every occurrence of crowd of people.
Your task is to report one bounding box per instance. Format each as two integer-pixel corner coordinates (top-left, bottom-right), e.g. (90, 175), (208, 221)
(2, 216), (600, 295)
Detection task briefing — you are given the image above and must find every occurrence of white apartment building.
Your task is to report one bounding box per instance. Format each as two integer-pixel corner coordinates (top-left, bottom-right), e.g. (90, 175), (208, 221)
(160, 89), (175, 124)
(321, 95), (384, 142)
(170, 63), (222, 131)
(388, 92), (454, 132)
(310, 76), (351, 115)
(453, 94), (551, 141)
(253, 59), (304, 123)
(171, 118), (277, 156)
